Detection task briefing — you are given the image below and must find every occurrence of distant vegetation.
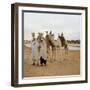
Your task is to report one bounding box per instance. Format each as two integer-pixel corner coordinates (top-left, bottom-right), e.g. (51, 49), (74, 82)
(67, 40), (80, 44)
(24, 40), (80, 44)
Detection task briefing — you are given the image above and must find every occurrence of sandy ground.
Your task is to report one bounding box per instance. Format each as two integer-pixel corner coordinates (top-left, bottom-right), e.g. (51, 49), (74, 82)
(24, 46), (80, 77)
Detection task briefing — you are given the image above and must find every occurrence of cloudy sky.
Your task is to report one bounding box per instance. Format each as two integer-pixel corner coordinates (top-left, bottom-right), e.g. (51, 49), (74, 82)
(24, 12), (82, 40)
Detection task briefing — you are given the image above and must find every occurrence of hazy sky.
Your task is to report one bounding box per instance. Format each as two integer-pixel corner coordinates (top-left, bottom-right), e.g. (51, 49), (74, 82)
(24, 12), (82, 40)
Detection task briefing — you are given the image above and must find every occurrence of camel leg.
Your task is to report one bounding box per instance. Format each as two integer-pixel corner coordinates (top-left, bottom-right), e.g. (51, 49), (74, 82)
(32, 59), (35, 65)
(47, 47), (52, 62)
(54, 47), (57, 61)
(52, 47), (56, 61)
(60, 48), (64, 62)
(56, 47), (58, 61)
(57, 47), (60, 61)
(64, 48), (68, 60)
(50, 48), (52, 62)
(48, 47), (53, 62)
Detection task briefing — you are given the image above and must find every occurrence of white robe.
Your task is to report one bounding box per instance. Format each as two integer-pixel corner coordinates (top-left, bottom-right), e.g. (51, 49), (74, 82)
(31, 40), (40, 61)
(40, 40), (47, 60)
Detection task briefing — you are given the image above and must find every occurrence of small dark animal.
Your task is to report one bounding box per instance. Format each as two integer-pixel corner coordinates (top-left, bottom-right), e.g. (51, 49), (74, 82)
(40, 56), (47, 66)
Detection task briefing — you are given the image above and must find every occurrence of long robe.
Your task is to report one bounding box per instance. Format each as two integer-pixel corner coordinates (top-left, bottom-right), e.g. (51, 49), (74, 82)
(39, 40), (47, 60)
(31, 40), (40, 62)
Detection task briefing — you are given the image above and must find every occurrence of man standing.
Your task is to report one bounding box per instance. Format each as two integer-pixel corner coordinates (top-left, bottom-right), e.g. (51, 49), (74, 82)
(31, 33), (40, 65)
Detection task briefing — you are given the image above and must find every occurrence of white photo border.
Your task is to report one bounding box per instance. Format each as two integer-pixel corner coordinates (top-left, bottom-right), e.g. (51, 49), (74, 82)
(17, 5), (86, 85)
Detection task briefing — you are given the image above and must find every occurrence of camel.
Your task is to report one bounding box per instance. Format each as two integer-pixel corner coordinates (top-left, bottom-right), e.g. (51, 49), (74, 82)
(45, 31), (68, 62)
(45, 31), (62, 61)
(45, 31), (56, 61)
(31, 31), (68, 65)
(58, 33), (69, 60)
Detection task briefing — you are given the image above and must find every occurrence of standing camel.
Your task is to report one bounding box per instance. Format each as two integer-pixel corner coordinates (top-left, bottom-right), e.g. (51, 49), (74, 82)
(45, 31), (58, 61)
(45, 31), (68, 62)
(58, 32), (69, 60)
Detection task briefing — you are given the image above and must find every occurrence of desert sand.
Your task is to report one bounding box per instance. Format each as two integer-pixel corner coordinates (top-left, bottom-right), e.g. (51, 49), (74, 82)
(24, 46), (80, 77)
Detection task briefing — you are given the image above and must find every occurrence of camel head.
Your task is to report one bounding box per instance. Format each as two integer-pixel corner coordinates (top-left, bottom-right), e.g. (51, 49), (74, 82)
(32, 32), (35, 40)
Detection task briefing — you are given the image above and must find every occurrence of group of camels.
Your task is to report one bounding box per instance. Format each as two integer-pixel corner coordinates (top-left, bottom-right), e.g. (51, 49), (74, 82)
(31, 31), (68, 65)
